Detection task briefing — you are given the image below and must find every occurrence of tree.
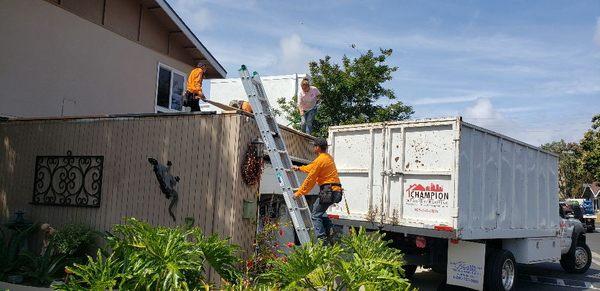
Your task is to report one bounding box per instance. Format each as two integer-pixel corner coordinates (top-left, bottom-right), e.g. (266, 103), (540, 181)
(541, 114), (600, 198)
(581, 114), (600, 181)
(541, 140), (585, 198)
(277, 49), (413, 137)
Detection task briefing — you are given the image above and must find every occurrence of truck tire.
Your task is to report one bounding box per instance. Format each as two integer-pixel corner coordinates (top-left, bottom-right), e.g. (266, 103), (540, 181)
(560, 240), (591, 274)
(484, 249), (517, 291)
(402, 264), (418, 279)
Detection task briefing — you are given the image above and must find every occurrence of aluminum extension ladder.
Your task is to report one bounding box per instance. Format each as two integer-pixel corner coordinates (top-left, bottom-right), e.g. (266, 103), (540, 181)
(239, 65), (315, 245)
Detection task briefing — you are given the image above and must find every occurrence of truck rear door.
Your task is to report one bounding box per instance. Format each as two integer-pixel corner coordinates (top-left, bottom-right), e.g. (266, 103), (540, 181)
(329, 125), (385, 221)
(383, 120), (459, 228)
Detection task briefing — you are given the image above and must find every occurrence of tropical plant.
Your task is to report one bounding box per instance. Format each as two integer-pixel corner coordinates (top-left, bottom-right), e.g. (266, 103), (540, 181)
(55, 250), (123, 291)
(261, 227), (413, 291)
(50, 224), (97, 257)
(55, 218), (241, 290)
(262, 240), (341, 290)
(21, 248), (67, 286)
(0, 224), (38, 281)
(195, 231), (241, 284)
(334, 228), (412, 290)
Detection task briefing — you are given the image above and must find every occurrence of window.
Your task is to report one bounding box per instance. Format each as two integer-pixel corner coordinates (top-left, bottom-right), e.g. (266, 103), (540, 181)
(155, 64), (186, 112)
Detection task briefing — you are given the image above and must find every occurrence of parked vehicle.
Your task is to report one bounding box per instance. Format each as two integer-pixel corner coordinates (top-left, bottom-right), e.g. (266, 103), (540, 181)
(566, 199), (595, 232)
(327, 117), (591, 291)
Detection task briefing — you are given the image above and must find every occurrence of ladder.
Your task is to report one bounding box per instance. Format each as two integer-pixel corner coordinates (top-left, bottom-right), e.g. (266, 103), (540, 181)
(239, 65), (315, 245)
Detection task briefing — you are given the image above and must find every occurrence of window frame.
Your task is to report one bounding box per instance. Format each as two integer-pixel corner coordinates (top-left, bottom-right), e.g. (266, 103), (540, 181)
(154, 63), (187, 113)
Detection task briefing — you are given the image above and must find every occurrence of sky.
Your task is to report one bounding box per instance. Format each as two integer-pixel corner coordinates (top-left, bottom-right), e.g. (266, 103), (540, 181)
(167, 0), (600, 146)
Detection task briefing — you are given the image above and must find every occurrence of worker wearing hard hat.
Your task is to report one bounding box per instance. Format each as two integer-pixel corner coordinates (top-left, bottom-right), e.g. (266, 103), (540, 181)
(184, 61), (207, 112)
(293, 137), (343, 239)
(229, 100), (253, 113)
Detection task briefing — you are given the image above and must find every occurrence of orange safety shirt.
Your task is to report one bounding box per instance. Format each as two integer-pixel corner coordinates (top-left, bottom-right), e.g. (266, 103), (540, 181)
(241, 101), (253, 113)
(295, 153), (342, 196)
(186, 67), (204, 94)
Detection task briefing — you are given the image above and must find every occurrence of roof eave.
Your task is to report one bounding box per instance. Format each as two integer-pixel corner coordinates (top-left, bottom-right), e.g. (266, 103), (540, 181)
(155, 0), (227, 78)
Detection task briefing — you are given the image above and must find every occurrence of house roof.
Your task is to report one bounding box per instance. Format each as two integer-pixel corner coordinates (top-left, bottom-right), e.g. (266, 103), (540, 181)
(143, 0), (226, 78)
(583, 182), (600, 197)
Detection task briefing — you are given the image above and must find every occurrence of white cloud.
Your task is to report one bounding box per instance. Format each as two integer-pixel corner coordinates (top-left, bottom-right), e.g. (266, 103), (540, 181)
(169, 0), (212, 31)
(463, 98), (502, 123)
(412, 91), (500, 105)
(278, 34), (321, 73)
(595, 17), (600, 47)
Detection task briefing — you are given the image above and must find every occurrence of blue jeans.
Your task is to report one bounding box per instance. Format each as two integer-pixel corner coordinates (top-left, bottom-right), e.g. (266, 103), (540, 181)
(301, 107), (317, 134)
(311, 197), (333, 238)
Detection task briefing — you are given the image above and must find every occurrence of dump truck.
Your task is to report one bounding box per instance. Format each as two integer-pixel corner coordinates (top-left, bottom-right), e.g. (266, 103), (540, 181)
(327, 117), (591, 291)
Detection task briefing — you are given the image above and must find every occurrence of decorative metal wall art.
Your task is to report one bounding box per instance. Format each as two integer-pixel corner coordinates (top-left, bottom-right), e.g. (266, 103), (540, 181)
(32, 151), (103, 207)
(148, 157), (179, 221)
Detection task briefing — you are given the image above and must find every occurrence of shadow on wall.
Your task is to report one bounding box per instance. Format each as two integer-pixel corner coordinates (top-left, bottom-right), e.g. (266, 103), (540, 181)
(1, 136), (17, 220)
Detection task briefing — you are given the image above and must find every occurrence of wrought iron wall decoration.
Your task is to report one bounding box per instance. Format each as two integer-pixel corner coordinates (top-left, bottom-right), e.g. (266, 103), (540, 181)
(32, 151), (103, 207)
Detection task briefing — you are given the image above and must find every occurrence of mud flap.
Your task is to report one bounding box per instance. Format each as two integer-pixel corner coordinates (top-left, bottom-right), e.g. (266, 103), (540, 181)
(447, 240), (485, 290)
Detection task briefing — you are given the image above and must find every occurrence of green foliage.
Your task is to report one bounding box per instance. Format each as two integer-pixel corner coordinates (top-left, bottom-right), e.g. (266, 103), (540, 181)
(194, 231), (242, 284)
(541, 140), (587, 198)
(278, 49), (413, 137)
(542, 114), (600, 198)
(56, 250), (123, 291)
(55, 218), (241, 291)
(261, 227), (413, 291)
(50, 224), (97, 257)
(335, 228), (411, 290)
(21, 249), (67, 286)
(581, 114), (600, 182)
(262, 240), (341, 290)
(276, 95), (301, 129)
(0, 224), (38, 280)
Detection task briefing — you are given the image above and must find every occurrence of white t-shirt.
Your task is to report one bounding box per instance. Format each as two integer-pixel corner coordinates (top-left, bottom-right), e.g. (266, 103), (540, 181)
(298, 86), (321, 111)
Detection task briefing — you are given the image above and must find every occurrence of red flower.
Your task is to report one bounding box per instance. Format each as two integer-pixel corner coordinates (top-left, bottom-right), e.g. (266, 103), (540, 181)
(279, 229), (285, 236)
(286, 242), (295, 248)
(246, 260), (254, 269)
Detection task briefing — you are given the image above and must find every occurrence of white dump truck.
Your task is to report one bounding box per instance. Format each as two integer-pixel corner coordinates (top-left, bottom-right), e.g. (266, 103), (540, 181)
(327, 117), (591, 291)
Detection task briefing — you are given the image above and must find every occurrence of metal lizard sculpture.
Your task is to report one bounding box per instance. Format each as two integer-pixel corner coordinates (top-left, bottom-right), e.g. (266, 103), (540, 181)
(148, 158), (179, 221)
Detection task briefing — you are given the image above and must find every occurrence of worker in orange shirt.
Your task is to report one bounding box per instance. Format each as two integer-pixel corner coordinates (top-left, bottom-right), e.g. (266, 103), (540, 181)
(184, 61), (207, 112)
(228, 100), (253, 113)
(292, 137), (343, 239)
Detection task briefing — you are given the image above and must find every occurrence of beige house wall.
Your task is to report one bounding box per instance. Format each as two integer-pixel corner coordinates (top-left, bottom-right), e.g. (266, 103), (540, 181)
(0, 0), (194, 117)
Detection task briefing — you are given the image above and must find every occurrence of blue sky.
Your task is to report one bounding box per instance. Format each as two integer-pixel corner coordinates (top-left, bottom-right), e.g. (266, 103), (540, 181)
(168, 0), (600, 146)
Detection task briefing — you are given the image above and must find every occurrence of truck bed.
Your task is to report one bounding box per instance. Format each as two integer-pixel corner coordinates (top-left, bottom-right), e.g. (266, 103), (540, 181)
(327, 117), (559, 240)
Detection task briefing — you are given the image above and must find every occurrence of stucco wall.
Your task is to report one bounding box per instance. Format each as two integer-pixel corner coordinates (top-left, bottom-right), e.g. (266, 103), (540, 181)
(0, 0), (194, 117)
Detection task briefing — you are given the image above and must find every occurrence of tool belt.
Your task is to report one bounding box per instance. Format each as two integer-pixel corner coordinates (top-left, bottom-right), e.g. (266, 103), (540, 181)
(183, 91), (198, 106)
(318, 183), (343, 204)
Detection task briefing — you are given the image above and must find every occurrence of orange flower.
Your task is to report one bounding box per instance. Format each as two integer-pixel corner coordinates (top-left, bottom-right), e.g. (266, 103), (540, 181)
(286, 242), (295, 248)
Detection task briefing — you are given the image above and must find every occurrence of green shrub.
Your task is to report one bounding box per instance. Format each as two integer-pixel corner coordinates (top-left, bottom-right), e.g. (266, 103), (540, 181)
(261, 227), (413, 291)
(21, 248), (67, 287)
(55, 218), (241, 290)
(50, 224), (97, 257)
(0, 224), (39, 281)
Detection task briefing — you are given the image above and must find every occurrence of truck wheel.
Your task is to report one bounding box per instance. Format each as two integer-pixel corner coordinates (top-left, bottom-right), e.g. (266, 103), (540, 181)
(402, 264), (418, 279)
(560, 241), (591, 274)
(484, 249), (517, 291)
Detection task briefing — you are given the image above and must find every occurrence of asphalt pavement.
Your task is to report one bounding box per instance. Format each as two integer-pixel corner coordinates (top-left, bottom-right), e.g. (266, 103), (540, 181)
(411, 231), (600, 290)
